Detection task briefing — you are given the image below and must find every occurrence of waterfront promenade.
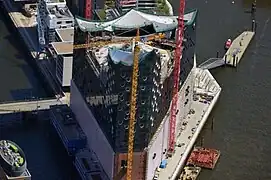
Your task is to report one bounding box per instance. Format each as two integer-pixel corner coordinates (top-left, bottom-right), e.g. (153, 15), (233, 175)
(157, 68), (221, 180)
(0, 96), (70, 114)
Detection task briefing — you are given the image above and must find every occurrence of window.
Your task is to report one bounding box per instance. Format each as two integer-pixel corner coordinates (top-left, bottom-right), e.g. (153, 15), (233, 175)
(120, 96), (124, 101)
(121, 160), (127, 168)
(126, 77), (131, 82)
(118, 106), (123, 111)
(121, 72), (126, 78)
(118, 120), (123, 125)
(126, 101), (130, 106)
(152, 153), (156, 159)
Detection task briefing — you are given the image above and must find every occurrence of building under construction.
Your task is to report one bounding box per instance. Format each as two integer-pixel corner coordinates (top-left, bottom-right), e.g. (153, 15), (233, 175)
(70, 9), (198, 180)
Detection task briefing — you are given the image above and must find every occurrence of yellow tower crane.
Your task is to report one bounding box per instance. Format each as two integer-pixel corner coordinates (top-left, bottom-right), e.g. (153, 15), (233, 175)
(73, 30), (165, 180)
(73, 33), (165, 50)
(126, 29), (140, 180)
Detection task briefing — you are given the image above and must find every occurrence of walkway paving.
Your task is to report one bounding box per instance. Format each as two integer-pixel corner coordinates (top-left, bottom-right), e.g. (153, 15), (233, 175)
(224, 31), (255, 67)
(157, 68), (221, 180)
(0, 99), (64, 114)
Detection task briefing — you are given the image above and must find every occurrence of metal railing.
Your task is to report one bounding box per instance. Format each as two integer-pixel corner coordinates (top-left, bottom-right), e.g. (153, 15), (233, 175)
(198, 58), (225, 70)
(0, 97), (55, 105)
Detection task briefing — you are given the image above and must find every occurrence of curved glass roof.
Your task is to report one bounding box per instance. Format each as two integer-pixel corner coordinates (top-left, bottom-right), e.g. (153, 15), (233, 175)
(75, 9), (198, 33)
(108, 47), (150, 66)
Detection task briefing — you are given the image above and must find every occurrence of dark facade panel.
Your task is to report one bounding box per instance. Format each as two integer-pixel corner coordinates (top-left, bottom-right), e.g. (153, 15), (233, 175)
(72, 12), (198, 153)
(68, 0), (98, 17)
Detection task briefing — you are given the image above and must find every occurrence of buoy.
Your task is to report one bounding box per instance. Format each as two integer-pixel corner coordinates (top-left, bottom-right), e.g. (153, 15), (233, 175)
(225, 39), (232, 50)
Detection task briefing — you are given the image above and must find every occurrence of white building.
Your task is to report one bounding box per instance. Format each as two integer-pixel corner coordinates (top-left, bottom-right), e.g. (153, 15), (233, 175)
(47, 28), (74, 88)
(37, 0), (74, 50)
(37, 0), (74, 88)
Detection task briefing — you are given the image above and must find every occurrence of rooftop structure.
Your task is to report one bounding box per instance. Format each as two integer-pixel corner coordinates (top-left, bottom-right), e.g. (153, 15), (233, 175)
(74, 149), (110, 180)
(116, 0), (157, 14)
(37, 0), (74, 88)
(50, 41), (73, 55)
(75, 9), (196, 33)
(55, 28), (74, 42)
(50, 105), (87, 155)
(37, 0), (74, 48)
(0, 140), (31, 180)
(71, 9), (198, 180)
(0, 167), (31, 180)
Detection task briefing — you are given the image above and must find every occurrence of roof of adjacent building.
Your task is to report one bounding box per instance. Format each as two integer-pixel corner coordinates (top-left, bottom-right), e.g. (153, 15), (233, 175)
(51, 41), (73, 55)
(55, 28), (74, 42)
(75, 9), (198, 33)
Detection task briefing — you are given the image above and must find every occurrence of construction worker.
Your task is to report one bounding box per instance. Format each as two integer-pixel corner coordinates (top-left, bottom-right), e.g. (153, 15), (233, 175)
(225, 39), (232, 51)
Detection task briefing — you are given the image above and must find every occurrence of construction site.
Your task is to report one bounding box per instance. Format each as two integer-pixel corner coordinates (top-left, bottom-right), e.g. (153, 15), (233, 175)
(70, 2), (199, 179)
(0, 0), (223, 179)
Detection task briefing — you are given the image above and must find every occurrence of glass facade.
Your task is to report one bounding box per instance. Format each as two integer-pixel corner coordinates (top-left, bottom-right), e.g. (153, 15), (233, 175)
(72, 11), (198, 153)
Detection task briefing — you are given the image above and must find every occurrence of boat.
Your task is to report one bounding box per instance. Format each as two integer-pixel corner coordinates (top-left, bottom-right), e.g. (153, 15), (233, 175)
(0, 140), (27, 177)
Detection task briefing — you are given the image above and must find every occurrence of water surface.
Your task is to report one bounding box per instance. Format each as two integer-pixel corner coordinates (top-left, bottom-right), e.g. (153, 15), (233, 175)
(171, 0), (271, 179)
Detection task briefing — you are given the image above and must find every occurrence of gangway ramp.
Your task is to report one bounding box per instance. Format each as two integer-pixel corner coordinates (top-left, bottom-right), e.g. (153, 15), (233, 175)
(0, 99), (64, 114)
(198, 58), (225, 70)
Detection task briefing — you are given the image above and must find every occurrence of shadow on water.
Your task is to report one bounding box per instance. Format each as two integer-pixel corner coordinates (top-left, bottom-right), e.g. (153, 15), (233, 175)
(0, 4), (54, 102)
(3, 26), (38, 57)
(9, 64), (48, 101)
(15, 26), (39, 53)
(173, 0), (271, 179)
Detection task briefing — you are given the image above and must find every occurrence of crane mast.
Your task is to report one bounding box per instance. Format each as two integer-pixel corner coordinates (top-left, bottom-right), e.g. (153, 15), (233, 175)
(85, 0), (92, 19)
(126, 29), (140, 180)
(168, 0), (186, 154)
